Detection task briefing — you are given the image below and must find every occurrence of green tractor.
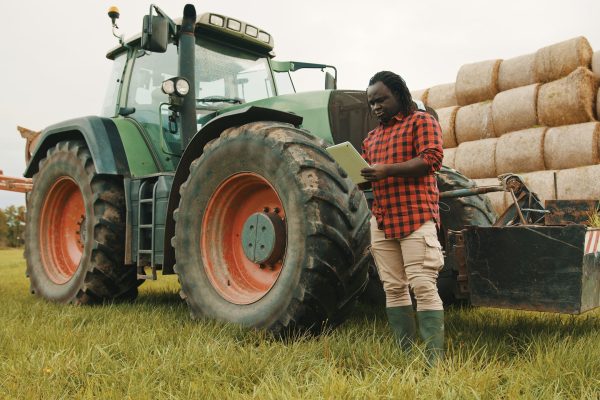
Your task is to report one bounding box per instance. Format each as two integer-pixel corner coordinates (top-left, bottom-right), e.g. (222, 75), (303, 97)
(22, 4), (496, 334)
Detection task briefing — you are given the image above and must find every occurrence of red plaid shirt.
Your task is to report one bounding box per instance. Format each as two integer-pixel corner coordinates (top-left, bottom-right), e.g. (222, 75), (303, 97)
(362, 111), (443, 239)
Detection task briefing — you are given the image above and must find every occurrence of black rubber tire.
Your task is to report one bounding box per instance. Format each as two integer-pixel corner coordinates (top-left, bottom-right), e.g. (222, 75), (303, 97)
(359, 166), (497, 307)
(25, 140), (137, 304)
(173, 122), (371, 335)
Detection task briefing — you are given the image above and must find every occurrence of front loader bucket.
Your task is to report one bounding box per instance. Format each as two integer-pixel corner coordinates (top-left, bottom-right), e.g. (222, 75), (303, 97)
(463, 224), (600, 314)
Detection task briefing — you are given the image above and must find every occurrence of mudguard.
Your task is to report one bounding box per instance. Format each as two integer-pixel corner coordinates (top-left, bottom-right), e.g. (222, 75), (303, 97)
(24, 116), (130, 178)
(162, 106), (303, 273)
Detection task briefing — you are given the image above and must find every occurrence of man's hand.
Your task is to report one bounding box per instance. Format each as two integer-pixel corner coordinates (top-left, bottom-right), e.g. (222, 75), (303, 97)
(360, 164), (389, 182)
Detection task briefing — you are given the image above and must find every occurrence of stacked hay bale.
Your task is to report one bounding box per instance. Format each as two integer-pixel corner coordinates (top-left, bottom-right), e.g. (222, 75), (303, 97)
(412, 36), (600, 216)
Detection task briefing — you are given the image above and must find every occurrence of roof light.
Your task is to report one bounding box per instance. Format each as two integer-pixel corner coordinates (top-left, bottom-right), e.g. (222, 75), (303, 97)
(245, 25), (258, 37)
(162, 77), (190, 97)
(227, 19), (241, 31)
(258, 31), (270, 43)
(209, 14), (224, 27)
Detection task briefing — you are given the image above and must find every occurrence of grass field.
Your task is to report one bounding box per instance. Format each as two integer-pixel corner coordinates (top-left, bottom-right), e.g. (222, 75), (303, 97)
(0, 248), (599, 399)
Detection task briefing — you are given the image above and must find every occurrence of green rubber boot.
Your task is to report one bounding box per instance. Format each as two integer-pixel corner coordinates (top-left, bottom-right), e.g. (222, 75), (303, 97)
(416, 310), (445, 366)
(386, 306), (417, 351)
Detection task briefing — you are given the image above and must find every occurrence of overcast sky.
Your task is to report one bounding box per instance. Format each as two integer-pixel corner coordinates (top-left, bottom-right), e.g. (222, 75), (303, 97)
(1, 0), (599, 207)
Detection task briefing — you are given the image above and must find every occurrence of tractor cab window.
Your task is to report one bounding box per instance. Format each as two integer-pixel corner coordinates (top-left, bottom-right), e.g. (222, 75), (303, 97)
(101, 53), (127, 117)
(194, 38), (275, 110)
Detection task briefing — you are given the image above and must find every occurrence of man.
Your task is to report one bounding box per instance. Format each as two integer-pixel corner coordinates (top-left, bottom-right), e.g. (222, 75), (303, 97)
(360, 71), (445, 365)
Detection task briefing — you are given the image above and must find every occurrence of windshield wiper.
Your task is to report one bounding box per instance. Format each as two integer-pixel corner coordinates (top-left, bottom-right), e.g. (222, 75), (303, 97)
(197, 96), (243, 104)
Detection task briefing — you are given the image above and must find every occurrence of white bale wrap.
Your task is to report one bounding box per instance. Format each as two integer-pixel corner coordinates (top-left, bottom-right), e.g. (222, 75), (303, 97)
(537, 67), (598, 127)
(454, 138), (497, 179)
(411, 88), (429, 103)
(592, 51), (600, 79)
(544, 122), (600, 170)
(492, 84), (539, 135)
(442, 147), (456, 169)
(437, 106), (459, 148)
(521, 170), (557, 205)
(426, 83), (458, 109)
(456, 59), (502, 106)
(495, 127), (547, 174)
(534, 36), (593, 83)
(473, 177), (507, 215)
(455, 102), (495, 144)
(556, 165), (600, 200)
(498, 53), (536, 92)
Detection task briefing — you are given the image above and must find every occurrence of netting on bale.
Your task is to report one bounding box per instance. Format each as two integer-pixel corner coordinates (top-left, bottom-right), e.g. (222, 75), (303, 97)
(455, 102), (495, 143)
(544, 122), (600, 170)
(534, 36), (593, 83)
(426, 83), (458, 109)
(454, 138), (497, 179)
(537, 67), (598, 127)
(556, 164), (600, 200)
(498, 53), (536, 92)
(496, 127), (547, 174)
(456, 59), (502, 106)
(437, 106), (460, 148)
(492, 84), (540, 135)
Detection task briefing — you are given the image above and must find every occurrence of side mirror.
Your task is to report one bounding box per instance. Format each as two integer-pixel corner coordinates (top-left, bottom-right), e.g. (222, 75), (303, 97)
(141, 14), (168, 53)
(325, 71), (336, 90)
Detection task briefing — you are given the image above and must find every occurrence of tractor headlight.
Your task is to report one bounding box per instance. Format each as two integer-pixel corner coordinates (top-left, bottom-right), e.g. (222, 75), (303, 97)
(162, 77), (190, 97)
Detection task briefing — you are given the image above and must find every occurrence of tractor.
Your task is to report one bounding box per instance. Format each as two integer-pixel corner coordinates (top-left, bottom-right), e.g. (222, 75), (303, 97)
(13, 4), (600, 335)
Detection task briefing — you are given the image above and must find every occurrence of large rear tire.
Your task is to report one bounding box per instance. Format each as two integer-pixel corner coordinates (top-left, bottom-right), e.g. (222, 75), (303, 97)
(174, 122), (371, 335)
(25, 140), (137, 304)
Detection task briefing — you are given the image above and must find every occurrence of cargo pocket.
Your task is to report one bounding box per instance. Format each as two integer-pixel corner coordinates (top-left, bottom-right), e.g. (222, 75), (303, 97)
(424, 235), (444, 271)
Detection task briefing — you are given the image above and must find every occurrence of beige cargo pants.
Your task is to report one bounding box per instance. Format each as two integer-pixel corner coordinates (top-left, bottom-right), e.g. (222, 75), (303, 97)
(370, 217), (444, 311)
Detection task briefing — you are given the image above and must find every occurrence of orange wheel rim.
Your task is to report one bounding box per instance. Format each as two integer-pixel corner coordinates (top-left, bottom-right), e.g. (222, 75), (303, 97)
(201, 172), (286, 305)
(40, 177), (85, 284)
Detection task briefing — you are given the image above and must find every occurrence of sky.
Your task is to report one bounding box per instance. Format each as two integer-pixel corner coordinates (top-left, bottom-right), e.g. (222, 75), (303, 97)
(1, 0), (599, 207)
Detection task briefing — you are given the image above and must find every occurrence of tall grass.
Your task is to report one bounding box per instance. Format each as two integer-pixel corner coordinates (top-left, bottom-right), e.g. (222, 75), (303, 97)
(1, 248), (599, 399)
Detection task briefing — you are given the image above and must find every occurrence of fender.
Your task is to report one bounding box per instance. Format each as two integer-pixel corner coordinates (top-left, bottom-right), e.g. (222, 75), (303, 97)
(24, 116), (130, 178)
(163, 106), (303, 272)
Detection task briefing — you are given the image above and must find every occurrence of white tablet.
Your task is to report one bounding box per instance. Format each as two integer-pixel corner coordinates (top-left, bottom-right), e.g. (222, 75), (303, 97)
(325, 141), (370, 184)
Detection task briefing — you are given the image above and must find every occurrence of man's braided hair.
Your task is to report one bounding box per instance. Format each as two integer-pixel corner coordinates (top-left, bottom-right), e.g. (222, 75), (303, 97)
(368, 71), (416, 117)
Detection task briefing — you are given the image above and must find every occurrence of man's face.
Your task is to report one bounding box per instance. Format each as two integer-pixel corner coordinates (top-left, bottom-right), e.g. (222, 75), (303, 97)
(367, 81), (402, 124)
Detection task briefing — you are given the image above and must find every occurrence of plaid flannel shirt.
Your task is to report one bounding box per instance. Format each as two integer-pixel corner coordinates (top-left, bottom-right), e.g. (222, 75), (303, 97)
(362, 111), (443, 239)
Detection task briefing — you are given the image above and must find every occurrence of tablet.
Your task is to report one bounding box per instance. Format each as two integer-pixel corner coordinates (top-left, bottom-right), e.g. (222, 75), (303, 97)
(325, 141), (370, 184)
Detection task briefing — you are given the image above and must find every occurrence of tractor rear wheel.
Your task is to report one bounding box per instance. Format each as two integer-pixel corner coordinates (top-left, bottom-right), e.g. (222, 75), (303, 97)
(25, 140), (136, 304)
(173, 122), (371, 335)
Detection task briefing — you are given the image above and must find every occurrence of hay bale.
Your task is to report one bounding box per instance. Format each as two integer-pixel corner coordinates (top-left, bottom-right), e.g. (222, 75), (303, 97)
(597, 87), (600, 120)
(592, 51), (600, 79)
(454, 138), (497, 179)
(426, 83), (457, 109)
(437, 106), (459, 148)
(492, 84), (539, 135)
(411, 88), (429, 103)
(537, 67), (598, 127)
(544, 122), (600, 170)
(496, 127), (547, 174)
(442, 147), (456, 169)
(455, 102), (495, 144)
(455, 59), (502, 105)
(534, 36), (593, 83)
(498, 53), (536, 92)
(556, 164), (600, 200)
(521, 170), (557, 205)
(473, 177), (507, 215)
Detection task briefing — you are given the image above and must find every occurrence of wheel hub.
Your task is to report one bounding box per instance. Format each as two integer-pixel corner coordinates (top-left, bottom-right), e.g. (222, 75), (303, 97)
(241, 211), (286, 265)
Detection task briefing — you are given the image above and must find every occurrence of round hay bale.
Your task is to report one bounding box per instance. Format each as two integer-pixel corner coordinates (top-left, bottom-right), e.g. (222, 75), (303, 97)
(454, 138), (497, 179)
(544, 122), (600, 170)
(442, 147), (456, 169)
(455, 102), (495, 144)
(592, 51), (600, 79)
(597, 86), (600, 120)
(426, 83), (457, 109)
(496, 127), (547, 174)
(534, 36), (593, 83)
(556, 164), (600, 200)
(492, 84), (539, 135)
(520, 170), (557, 205)
(473, 177), (507, 215)
(437, 106), (459, 148)
(537, 67), (598, 127)
(455, 59), (502, 106)
(411, 88), (429, 103)
(498, 53), (536, 92)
